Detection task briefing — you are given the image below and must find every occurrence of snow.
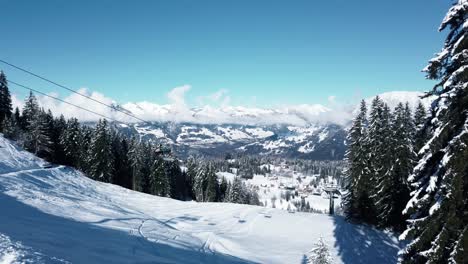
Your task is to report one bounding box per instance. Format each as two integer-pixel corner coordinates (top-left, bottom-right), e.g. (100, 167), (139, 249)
(216, 171), (237, 183)
(177, 126), (227, 145)
(439, 0), (468, 31)
(261, 140), (289, 150)
(216, 127), (251, 141)
(318, 130), (329, 142)
(134, 125), (165, 138)
(298, 142), (316, 153)
(0, 136), (402, 263)
(245, 128), (274, 138)
(286, 126), (321, 143)
(246, 174), (340, 213)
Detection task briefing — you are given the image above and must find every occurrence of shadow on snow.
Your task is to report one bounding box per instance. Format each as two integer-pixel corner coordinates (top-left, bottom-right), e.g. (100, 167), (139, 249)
(0, 192), (255, 264)
(332, 215), (403, 264)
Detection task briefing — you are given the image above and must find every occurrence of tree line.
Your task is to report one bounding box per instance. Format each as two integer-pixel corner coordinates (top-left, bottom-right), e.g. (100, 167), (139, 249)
(344, 1), (468, 262)
(343, 97), (426, 231)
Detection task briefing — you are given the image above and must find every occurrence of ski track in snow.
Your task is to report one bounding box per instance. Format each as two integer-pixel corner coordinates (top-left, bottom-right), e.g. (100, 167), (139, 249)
(0, 136), (403, 264)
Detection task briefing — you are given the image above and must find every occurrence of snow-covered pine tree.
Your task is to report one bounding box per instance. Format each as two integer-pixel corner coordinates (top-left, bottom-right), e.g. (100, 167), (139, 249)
(128, 138), (152, 192)
(60, 118), (82, 167)
(2, 117), (17, 140)
(88, 119), (114, 183)
(150, 157), (170, 197)
(194, 163), (208, 202)
(246, 187), (260, 205)
(0, 71), (12, 131)
(128, 137), (141, 191)
(228, 176), (244, 204)
(343, 100), (369, 221)
(219, 176), (228, 202)
(51, 114), (67, 164)
(39, 109), (55, 160)
(413, 101), (429, 152)
(22, 91), (40, 129)
(414, 101), (428, 130)
(374, 103), (413, 231)
(400, 1), (468, 263)
(78, 125), (93, 173)
(365, 96), (390, 225)
(25, 109), (52, 156)
(307, 236), (333, 264)
(13, 107), (21, 128)
(343, 99), (377, 224)
(164, 158), (187, 200)
(373, 103), (400, 230)
(186, 156), (198, 199)
(204, 164), (218, 202)
(111, 134), (132, 189)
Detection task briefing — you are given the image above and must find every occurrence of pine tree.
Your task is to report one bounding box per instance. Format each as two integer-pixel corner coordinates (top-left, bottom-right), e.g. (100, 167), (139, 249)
(0, 71), (12, 131)
(373, 103), (396, 228)
(204, 164), (218, 202)
(2, 117), (17, 139)
(194, 163), (208, 202)
(128, 139), (152, 193)
(400, 1), (468, 263)
(343, 100), (374, 223)
(413, 101), (429, 152)
(164, 158), (188, 200)
(111, 135), (132, 189)
(219, 176), (228, 202)
(60, 118), (82, 167)
(374, 103), (413, 231)
(40, 109), (55, 160)
(228, 177), (244, 204)
(88, 119), (114, 182)
(307, 236), (333, 264)
(364, 96), (390, 225)
(150, 158), (170, 197)
(51, 115), (67, 164)
(25, 109), (52, 156)
(186, 156), (198, 199)
(78, 125), (93, 173)
(13, 107), (21, 129)
(22, 91), (40, 130)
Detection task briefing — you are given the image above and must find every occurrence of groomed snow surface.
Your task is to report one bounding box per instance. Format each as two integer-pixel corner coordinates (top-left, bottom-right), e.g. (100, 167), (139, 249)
(0, 136), (402, 263)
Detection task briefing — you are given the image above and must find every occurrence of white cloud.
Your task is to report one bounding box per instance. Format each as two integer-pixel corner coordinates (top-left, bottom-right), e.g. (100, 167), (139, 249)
(196, 89), (231, 108)
(11, 86), (431, 127)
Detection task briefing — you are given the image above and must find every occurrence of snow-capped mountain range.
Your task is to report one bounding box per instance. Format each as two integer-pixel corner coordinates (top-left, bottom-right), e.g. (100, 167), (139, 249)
(117, 122), (347, 160)
(115, 91), (434, 160)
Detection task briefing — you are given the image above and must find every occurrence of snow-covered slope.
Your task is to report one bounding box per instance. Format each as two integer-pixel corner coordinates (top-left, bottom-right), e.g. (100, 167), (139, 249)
(0, 136), (402, 263)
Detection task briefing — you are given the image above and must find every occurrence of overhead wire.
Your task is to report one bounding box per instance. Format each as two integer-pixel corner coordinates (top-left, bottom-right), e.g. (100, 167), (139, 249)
(0, 59), (150, 124)
(8, 80), (127, 124)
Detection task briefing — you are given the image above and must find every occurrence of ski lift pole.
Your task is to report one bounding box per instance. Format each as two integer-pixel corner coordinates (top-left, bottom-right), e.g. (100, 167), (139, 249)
(324, 185), (337, 215)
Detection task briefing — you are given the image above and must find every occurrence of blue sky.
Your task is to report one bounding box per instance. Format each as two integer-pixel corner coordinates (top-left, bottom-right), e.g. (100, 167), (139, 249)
(0, 0), (450, 107)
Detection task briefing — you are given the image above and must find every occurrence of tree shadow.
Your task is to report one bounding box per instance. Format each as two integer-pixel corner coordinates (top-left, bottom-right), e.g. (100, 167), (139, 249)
(0, 193), (256, 264)
(332, 216), (403, 264)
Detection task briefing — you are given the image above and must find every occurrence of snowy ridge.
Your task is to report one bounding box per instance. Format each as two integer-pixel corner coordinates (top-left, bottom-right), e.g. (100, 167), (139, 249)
(0, 135), (402, 263)
(117, 123), (347, 160)
(113, 91), (433, 160)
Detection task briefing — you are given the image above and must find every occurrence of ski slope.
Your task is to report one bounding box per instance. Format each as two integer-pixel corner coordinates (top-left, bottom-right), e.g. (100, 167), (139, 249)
(0, 136), (402, 263)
